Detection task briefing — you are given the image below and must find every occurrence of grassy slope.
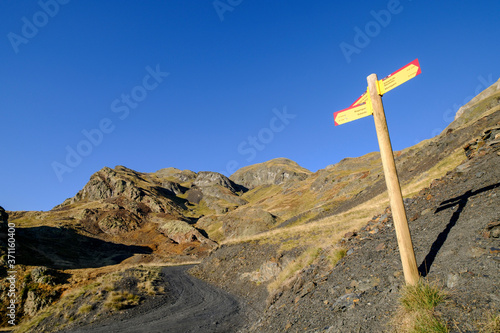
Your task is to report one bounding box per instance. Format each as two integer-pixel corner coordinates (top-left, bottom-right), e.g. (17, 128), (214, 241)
(218, 87), (500, 263)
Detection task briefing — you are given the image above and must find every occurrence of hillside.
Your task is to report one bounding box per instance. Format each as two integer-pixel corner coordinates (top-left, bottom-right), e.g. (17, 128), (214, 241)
(191, 123), (500, 332)
(0, 76), (499, 332)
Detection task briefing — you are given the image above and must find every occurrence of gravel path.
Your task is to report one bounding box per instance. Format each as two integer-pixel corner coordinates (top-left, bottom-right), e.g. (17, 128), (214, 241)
(65, 265), (243, 333)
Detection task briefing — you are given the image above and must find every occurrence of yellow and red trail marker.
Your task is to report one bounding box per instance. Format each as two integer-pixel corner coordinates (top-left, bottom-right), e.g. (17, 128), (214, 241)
(335, 59), (422, 126)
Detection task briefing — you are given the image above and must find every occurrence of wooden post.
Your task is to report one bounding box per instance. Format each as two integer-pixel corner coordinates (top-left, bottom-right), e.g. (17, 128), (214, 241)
(367, 73), (420, 285)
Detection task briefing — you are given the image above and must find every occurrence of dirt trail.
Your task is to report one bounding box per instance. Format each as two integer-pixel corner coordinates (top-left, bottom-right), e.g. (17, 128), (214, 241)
(65, 265), (243, 333)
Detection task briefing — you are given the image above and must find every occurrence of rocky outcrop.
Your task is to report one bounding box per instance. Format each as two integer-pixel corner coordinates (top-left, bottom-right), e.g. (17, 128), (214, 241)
(463, 124), (500, 159)
(0, 206), (8, 222)
(198, 207), (277, 240)
(154, 167), (197, 183)
(194, 171), (243, 193)
(97, 210), (142, 235)
(222, 207), (277, 239)
(455, 77), (500, 120)
(230, 158), (311, 190)
(161, 181), (186, 196)
(62, 167), (183, 215)
(0, 206), (8, 233)
(157, 219), (216, 247)
(22, 267), (62, 318)
(187, 172), (248, 214)
(23, 290), (53, 317)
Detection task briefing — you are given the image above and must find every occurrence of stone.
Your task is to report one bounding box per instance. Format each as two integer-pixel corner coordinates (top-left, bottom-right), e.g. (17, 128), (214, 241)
(331, 293), (360, 312)
(378, 214), (389, 223)
(421, 208), (433, 215)
(344, 232), (356, 239)
(490, 247), (500, 254)
(375, 243), (386, 251)
(483, 220), (500, 238)
(355, 278), (380, 292)
(297, 281), (316, 299)
(447, 273), (459, 288)
(467, 246), (487, 258)
(158, 220), (216, 246)
(241, 260), (283, 283)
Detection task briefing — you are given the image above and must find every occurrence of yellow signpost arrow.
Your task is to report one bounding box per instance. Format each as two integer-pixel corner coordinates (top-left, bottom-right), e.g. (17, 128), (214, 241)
(378, 59), (421, 95)
(333, 102), (372, 126)
(347, 58), (422, 109)
(333, 59), (422, 285)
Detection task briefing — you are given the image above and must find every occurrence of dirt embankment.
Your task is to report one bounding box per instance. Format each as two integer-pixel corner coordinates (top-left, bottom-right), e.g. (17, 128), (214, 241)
(62, 265), (244, 333)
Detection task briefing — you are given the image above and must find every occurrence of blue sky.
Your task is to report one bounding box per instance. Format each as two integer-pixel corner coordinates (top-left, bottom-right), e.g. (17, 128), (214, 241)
(1, 0), (499, 211)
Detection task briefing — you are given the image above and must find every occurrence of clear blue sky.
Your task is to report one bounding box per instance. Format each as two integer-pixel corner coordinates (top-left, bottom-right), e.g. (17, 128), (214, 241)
(1, 1), (499, 211)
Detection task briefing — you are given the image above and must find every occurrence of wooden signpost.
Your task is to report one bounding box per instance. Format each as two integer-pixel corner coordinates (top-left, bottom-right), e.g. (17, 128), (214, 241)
(334, 59), (422, 285)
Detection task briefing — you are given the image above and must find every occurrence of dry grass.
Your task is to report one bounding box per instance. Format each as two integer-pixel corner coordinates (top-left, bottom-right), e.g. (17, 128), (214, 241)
(241, 184), (283, 204)
(14, 264), (166, 333)
(77, 304), (93, 314)
(204, 220), (224, 242)
(266, 245), (347, 293)
(327, 247), (347, 267)
(159, 220), (194, 234)
(479, 312), (500, 333)
(105, 291), (140, 310)
(267, 246), (322, 292)
(392, 280), (448, 333)
(219, 188), (389, 257)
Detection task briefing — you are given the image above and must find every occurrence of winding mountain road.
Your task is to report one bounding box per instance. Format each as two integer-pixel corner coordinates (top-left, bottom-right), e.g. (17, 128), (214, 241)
(66, 265), (243, 333)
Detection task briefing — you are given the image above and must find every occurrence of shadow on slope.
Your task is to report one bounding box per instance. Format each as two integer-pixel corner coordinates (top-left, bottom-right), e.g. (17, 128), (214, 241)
(418, 181), (500, 276)
(17, 226), (152, 269)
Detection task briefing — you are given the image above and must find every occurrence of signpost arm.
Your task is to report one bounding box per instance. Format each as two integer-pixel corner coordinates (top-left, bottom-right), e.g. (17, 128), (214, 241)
(367, 73), (420, 286)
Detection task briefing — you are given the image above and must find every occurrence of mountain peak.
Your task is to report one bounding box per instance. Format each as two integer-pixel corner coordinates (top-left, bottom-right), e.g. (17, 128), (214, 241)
(230, 158), (311, 189)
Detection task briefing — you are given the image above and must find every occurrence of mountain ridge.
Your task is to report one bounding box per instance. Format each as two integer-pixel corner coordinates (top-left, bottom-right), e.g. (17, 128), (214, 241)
(1, 76), (500, 331)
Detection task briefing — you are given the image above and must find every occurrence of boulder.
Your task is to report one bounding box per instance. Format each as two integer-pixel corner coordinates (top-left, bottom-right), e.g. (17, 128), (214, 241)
(158, 220), (216, 246)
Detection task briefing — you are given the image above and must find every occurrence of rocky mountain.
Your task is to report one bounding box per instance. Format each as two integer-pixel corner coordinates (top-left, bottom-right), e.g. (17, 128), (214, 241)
(229, 157), (312, 189)
(1, 76), (499, 331)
